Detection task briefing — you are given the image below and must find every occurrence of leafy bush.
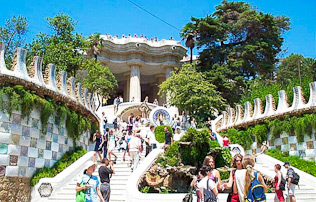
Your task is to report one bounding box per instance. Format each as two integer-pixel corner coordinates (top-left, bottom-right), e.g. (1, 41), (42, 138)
(225, 128), (253, 150)
(180, 128), (214, 167)
(219, 169), (230, 180)
(154, 125), (173, 143)
(266, 149), (316, 177)
(31, 147), (87, 186)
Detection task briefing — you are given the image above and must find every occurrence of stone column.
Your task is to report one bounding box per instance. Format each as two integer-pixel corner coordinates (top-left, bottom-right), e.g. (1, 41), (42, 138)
(129, 65), (141, 102)
(165, 67), (174, 105)
(155, 73), (166, 105)
(124, 72), (130, 102)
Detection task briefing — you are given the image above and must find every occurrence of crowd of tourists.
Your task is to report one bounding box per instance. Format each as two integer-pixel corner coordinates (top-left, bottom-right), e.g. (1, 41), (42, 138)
(189, 154), (299, 202)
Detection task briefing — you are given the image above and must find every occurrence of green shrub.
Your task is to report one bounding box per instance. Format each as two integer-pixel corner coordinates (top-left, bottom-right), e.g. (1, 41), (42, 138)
(252, 124), (268, 145)
(154, 125), (173, 143)
(179, 128), (212, 167)
(225, 128), (252, 150)
(219, 170), (230, 180)
(266, 149), (316, 177)
(31, 147), (87, 186)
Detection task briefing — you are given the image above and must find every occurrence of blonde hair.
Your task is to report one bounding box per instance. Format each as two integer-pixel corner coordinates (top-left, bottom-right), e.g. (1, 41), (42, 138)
(243, 154), (255, 198)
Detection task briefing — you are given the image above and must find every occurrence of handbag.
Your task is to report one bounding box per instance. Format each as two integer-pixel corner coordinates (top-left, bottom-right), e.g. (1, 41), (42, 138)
(183, 187), (193, 202)
(76, 175), (92, 202)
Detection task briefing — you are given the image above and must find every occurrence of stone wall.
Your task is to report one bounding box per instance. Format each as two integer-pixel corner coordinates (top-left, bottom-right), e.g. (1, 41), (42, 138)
(0, 177), (31, 202)
(0, 98), (90, 201)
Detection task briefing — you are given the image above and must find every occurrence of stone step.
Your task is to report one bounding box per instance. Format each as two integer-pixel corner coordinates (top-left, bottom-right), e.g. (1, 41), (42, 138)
(56, 189), (125, 196)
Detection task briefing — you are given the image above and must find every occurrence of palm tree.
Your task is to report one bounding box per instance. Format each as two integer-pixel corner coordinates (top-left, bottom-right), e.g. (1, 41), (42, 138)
(185, 34), (195, 64)
(181, 22), (196, 64)
(88, 33), (104, 62)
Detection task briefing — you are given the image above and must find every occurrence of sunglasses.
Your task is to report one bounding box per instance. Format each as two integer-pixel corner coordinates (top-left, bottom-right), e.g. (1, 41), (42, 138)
(235, 160), (242, 162)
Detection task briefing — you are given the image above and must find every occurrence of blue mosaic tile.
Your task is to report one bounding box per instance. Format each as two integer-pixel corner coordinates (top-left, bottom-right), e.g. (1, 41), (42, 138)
(12, 113), (21, 124)
(46, 141), (51, 150)
(53, 134), (58, 143)
(20, 146), (28, 156)
(22, 126), (30, 137)
(32, 118), (39, 129)
(38, 149), (44, 158)
(64, 138), (68, 145)
(19, 166), (26, 176)
(29, 157), (35, 167)
(58, 144), (63, 153)
(59, 128), (65, 136)
(44, 159), (50, 167)
(0, 122), (10, 133)
(47, 123), (53, 133)
(0, 143), (8, 154)
(52, 151), (57, 160)
(30, 137), (37, 148)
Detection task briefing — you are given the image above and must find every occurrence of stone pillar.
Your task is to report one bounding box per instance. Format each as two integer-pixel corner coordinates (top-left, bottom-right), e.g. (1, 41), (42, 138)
(155, 73), (166, 105)
(165, 67), (174, 105)
(129, 65), (141, 102)
(124, 72), (130, 102)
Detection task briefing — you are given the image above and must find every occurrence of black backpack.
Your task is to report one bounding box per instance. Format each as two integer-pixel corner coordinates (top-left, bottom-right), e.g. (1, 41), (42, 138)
(291, 171), (300, 185)
(204, 179), (217, 202)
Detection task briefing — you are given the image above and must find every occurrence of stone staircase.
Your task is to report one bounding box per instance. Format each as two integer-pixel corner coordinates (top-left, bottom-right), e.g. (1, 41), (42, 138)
(46, 147), (146, 202)
(255, 154), (316, 202)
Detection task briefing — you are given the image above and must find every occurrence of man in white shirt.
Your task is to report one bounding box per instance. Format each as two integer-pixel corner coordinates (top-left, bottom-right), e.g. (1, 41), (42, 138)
(128, 132), (141, 171)
(145, 126), (157, 156)
(174, 126), (182, 141)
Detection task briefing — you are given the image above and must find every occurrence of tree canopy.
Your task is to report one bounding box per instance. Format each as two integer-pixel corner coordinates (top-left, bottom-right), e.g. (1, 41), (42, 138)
(159, 64), (227, 121)
(181, 0), (290, 106)
(80, 59), (117, 99)
(0, 15), (28, 66)
(28, 14), (85, 76)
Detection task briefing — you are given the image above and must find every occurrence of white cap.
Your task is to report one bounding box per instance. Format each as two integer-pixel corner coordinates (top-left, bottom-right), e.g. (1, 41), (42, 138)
(85, 160), (96, 170)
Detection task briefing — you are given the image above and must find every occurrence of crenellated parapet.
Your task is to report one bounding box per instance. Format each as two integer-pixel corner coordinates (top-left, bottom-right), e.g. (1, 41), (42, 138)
(0, 42), (98, 124)
(214, 81), (316, 132)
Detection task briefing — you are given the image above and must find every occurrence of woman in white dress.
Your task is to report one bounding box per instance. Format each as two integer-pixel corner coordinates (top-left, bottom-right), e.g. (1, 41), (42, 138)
(107, 130), (117, 162)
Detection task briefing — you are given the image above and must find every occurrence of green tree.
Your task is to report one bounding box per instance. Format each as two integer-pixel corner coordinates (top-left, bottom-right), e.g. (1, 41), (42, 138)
(28, 14), (85, 76)
(81, 59), (117, 109)
(0, 15), (28, 66)
(181, 0), (290, 106)
(240, 54), (316, 106)
(159, 64), (226, 122)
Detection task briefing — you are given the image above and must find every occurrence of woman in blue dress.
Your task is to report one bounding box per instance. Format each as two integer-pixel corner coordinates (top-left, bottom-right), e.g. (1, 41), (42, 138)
(93, 130), (104, 162)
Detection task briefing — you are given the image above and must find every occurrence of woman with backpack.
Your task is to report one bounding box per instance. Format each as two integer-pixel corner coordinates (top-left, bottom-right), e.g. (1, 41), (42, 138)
(197, 165), (218, 202)
(222, 154), (243, 202)
(235, 154), (267, 202)
(274, 164), (285, 201)
(203, 156), (222, 189)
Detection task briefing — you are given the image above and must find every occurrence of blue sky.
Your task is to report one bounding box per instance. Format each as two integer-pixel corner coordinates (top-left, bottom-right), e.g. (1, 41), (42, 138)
(0, 0), (315, 58)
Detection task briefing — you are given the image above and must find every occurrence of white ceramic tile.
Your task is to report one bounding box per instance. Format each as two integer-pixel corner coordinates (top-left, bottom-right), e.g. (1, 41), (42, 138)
(7, 145), (21, 155)
(30, 128), (40, 138)
(51, 142), (59, 152)
(17, 156), (28, 167)
(37, 138), (46, 150)
(35, 158), (45, 168)
(0, 154), (9, 166)
(5, 166), (19, 177)
(44, 150), (52, 160)
(28, 147), (38, 158)
(19, 136), (31, 147)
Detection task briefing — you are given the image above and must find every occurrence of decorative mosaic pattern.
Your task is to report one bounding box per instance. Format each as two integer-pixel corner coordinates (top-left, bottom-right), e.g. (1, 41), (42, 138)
(0, 109), (90, 178)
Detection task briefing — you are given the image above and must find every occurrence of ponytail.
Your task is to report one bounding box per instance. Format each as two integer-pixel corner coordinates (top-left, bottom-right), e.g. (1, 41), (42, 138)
(242, 154), (255, 198)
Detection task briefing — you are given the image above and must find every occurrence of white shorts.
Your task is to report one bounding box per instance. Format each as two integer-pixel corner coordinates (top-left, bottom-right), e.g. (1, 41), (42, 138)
(288, 183), (296, 195)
